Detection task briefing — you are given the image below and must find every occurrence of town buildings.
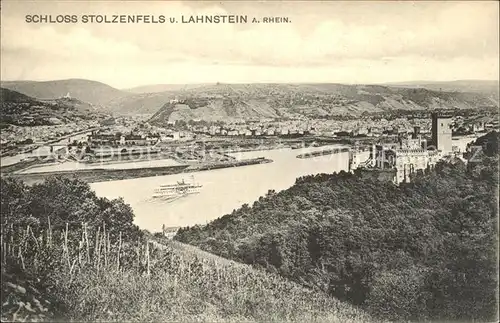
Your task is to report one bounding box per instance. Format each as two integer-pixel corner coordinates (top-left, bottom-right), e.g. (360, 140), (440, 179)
(88, 132), (161, 147)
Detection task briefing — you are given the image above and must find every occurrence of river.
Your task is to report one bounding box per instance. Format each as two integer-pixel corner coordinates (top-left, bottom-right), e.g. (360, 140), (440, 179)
(4, 136), (477, 232)
(89, 145), (357, 232)
(88, 136), (476, 232)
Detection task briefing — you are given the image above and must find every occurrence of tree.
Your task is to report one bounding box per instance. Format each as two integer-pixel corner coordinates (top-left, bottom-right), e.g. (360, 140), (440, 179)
(98, 197), (141, 240)
(28, 176), (101, 229)
(0, 178), (32, 225)
(175, 134), (499, 322)
(366, 267), (430, 321)
(1, 176), (143, 244)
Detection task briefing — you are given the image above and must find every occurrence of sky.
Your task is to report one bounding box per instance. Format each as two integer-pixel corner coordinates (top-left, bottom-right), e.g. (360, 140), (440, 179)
(1, 1), (499, 89)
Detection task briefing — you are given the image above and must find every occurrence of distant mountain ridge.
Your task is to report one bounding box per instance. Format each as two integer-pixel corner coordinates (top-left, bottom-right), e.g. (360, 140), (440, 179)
(0, 87), (34, 103)
(0, 87), (101, 126)
(124, 83), (211, 94)
(148, 82), (499, 124)
(2, 79), (498, 118)
(1, 79), (131, 107)
(380, 80), (499, 96)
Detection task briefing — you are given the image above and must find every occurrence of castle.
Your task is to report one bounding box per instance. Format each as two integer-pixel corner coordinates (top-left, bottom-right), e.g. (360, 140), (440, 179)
(351, 113), (454, 184)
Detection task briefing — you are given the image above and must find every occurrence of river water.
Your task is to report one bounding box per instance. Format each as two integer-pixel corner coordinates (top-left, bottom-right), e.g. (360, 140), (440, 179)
(88, 137), (476, 232)
(4, 136), (476, 232)
(90, 145), (357, 232)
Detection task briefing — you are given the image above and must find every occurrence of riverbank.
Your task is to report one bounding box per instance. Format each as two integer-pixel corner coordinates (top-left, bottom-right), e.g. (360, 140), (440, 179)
(4, 157), (273, 185)
(5, 164), (189, 185)
(0, 157), (42, 173)
(222, 144), (289, 153)
(296, 147), (351, 159)
(184, 157), (272, 172)
(0, 127), (99, 158)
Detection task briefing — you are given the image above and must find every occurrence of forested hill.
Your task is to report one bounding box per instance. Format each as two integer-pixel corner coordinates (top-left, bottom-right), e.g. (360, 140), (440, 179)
(175, 132), (499, 322)
(466, 130), (499, 157)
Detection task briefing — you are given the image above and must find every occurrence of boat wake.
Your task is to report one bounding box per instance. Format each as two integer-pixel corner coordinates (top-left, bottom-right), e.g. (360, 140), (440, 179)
(142, 195), (186, 204)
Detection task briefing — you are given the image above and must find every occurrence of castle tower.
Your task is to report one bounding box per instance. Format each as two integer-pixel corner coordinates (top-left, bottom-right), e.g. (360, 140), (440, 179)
(348, 148), (359, 173)
(412, 126), (421, 139)
(431, 113), (452, 154)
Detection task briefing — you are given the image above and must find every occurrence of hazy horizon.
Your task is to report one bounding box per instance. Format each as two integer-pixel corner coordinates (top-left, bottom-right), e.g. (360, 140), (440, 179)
(1, 1), (498, 88)
(1, 77), (500, 91)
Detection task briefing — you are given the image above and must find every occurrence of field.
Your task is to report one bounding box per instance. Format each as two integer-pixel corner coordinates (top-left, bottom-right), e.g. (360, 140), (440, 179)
(1, 222), (375, 322)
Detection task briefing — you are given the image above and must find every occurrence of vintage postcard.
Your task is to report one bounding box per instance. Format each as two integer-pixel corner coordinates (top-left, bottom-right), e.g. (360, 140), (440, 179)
(1, 1), (499, 322)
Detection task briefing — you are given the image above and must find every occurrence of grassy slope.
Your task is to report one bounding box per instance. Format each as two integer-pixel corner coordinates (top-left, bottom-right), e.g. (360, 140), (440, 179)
(57, 239), (373, 322)
(2, 229), (375, 322)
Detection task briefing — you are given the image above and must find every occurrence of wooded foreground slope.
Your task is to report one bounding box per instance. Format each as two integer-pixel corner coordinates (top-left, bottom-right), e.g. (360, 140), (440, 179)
(1, 176), (373, 322)
(176, 132), (499, 322)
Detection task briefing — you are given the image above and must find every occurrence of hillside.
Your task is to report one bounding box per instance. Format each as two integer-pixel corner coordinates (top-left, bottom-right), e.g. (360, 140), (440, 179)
(175, 134), (499, 322)
(2, 236), (372, 323)
(105, 91), (177, 115)
(150, 96), (279, 123)
(1, 176), (373, 322)
(383, 80), (499, 97)
(0, 88), (101, 126)
(1, 79), (169, 115)
(3, 79), (498, 118)
(1, 79), (130, 107)
(148, 82), (498, 124)
(0, 87), (34, 102)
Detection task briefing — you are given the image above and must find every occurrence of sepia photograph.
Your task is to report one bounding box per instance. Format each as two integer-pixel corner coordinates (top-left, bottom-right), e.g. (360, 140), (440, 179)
(0, 0), (499, 322)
